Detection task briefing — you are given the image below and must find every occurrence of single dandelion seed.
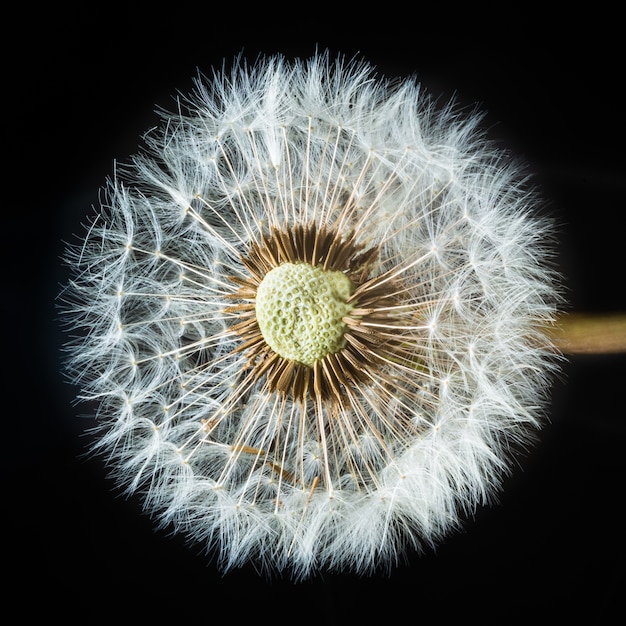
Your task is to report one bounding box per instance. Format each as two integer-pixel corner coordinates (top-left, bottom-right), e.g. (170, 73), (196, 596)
(60, 52), (562, 579)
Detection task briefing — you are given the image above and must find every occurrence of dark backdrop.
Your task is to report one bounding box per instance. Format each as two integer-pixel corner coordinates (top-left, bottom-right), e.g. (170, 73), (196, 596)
(6, 5), (624, 623)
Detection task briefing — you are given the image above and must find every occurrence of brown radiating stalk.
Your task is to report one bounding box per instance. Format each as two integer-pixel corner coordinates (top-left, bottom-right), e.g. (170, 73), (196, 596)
(549, 312), (626, 355)
(225, 221), (426, 407)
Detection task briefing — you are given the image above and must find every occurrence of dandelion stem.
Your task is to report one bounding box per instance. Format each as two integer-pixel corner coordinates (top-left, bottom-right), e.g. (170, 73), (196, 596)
(549, 312), (626, 354)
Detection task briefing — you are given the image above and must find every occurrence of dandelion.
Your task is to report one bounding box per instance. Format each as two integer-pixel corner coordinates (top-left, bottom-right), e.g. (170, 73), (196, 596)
(61, 53), (561, 578)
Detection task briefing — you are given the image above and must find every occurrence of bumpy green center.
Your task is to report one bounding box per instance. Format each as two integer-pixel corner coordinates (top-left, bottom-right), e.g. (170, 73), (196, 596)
(255, 262), (354, 366)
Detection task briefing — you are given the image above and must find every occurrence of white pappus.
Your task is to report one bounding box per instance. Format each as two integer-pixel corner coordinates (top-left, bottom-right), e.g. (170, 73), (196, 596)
(61, 52), (560, 579)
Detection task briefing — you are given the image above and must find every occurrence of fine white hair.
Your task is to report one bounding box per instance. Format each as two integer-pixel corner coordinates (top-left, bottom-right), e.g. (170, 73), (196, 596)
(61, 52), (560, 579)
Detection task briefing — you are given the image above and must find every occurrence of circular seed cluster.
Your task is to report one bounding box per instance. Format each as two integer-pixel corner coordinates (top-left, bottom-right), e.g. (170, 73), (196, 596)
(255, 262), (354, 366)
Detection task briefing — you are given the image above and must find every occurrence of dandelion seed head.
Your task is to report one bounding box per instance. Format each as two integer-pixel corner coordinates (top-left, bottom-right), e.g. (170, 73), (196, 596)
(60, 52), (560, 579)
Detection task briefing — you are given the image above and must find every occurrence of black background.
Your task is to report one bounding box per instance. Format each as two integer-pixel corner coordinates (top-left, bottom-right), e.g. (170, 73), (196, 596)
(6, 5), (625, 623)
